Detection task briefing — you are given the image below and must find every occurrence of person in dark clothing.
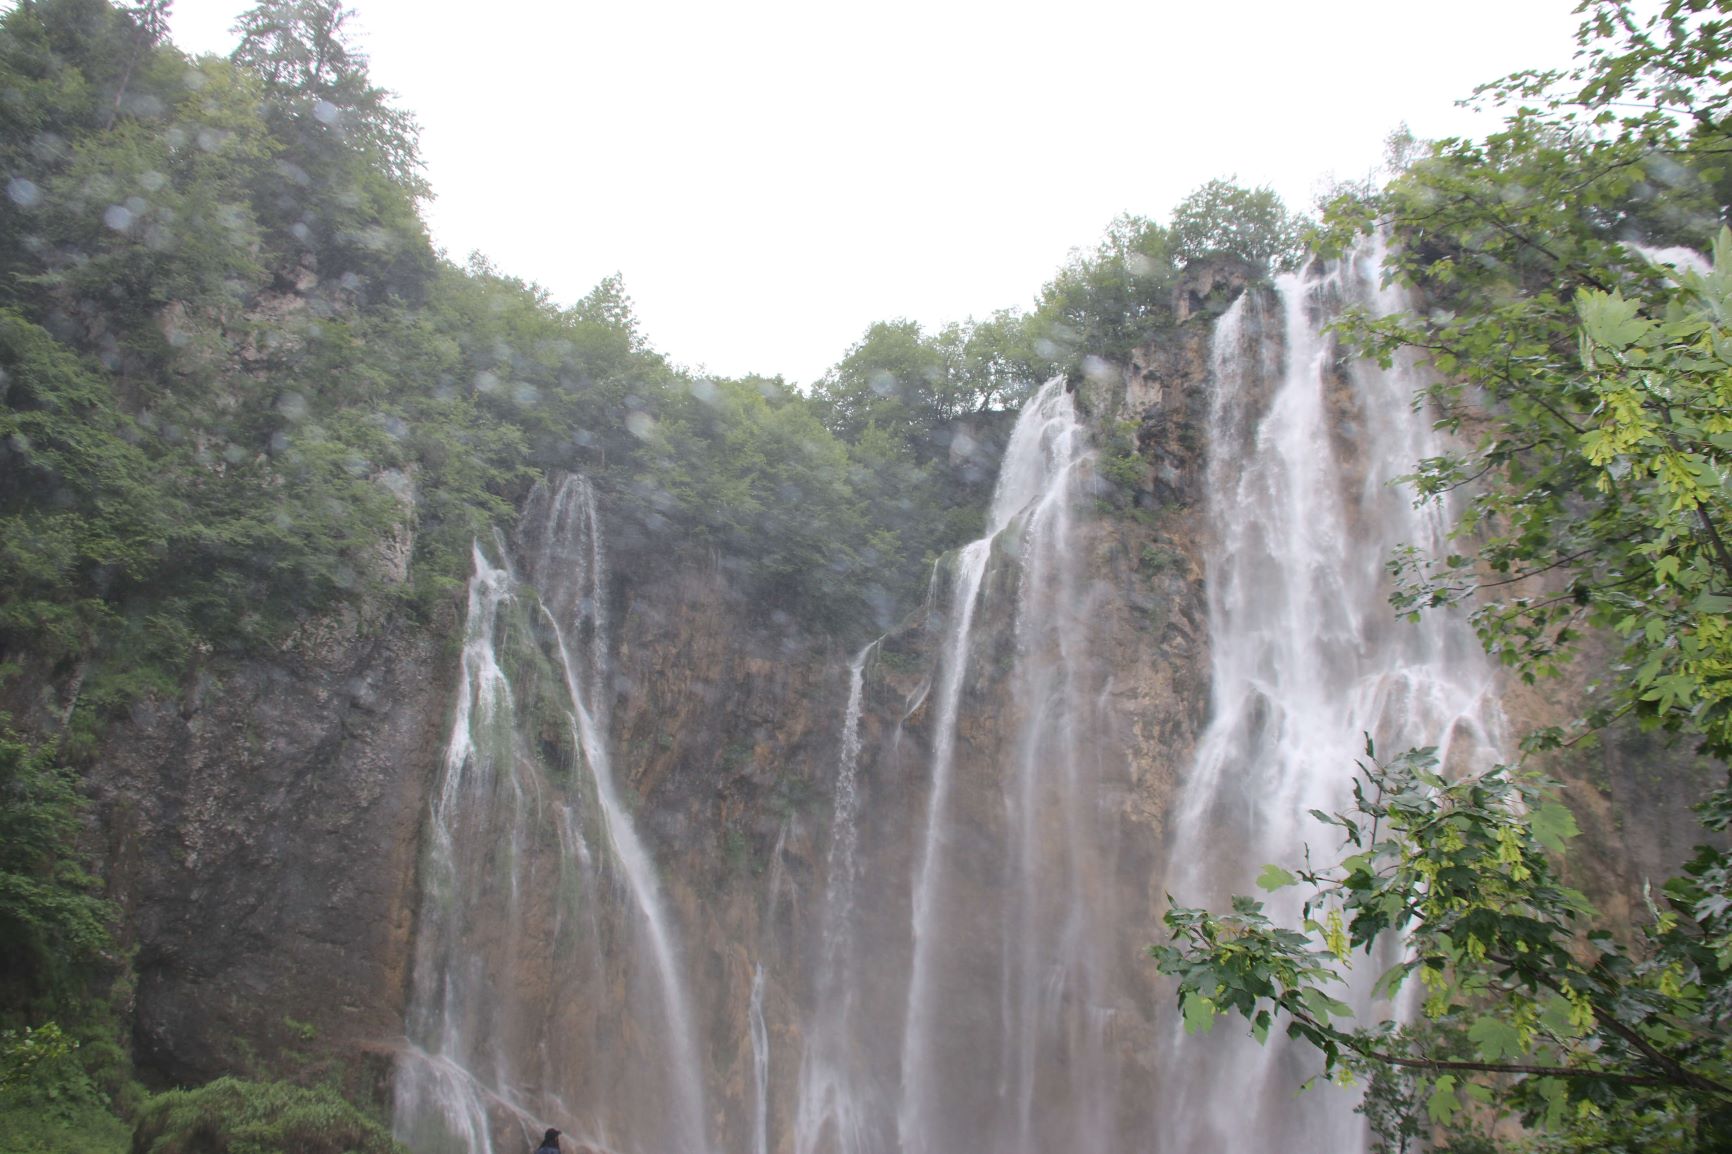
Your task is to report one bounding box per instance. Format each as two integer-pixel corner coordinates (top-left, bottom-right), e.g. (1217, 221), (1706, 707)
(534, 1128), (561, 1154)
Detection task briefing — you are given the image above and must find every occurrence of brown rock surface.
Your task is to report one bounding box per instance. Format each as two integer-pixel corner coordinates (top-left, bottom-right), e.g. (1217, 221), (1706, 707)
(90, 609), (450, 1088)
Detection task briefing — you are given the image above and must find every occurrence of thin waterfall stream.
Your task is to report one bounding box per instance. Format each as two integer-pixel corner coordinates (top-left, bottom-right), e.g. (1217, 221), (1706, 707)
(793, 641), (881, 1154)
(894, 378), (1112, 1154)
(395, 475), (709, 1154)
(749, 964), (769, 1154)
(529, 479), (709, 1154)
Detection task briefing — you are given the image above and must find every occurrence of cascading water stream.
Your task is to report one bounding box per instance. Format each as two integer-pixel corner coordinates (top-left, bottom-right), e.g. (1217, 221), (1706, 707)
(892, 521), (997, 1154)
(793, 641), (880, 1154)
(394, 474), (709, 1154)
(750, 964), (769, 1154)
(1156, 244), (1503, 1152)
(998, 387), (1116, 1154)
(895, 378), (1108, 1154)
(529, 478), (710, 1154)
(394, 543), (520, 1154)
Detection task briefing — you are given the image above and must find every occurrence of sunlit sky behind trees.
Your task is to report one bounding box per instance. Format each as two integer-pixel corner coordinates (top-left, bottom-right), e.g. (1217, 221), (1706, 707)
(165, 0), (1582, 384)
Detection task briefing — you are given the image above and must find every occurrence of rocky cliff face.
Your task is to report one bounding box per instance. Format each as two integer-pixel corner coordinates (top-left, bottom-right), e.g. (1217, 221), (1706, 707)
(89, 607), (450, 1091)
(76, 267), (1238, 1140)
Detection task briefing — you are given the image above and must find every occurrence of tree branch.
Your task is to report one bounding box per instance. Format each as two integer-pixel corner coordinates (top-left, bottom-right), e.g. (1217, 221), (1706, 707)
(1484, 953), (1732, 1101)
(1288, 1009), (1672, 1086)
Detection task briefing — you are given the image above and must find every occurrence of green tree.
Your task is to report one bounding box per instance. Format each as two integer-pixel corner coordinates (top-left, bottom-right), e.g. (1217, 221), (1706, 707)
(0, 716), (128, 1154)
(232, 0), (424, 199)
(648, 374), (866, 618)
(1170, 178), (1307, 271)
(931, 311), (1043, 415)
(1321, 2), (1732, 742)
(1156, 742), (1731, 1152)
(806, 315), (1030, 625)
(1027, 213), (1179, 368)
(26, 53), (271, 370)
(0, 721), (113, 1005)
(232, 0), (434, 301)
(811, 319), (954, 445)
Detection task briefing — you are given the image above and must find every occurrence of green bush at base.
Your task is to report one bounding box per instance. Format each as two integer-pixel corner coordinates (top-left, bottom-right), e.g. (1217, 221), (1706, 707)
(0, 1099), (130, 1154)
(129, 1078), (404, 1154)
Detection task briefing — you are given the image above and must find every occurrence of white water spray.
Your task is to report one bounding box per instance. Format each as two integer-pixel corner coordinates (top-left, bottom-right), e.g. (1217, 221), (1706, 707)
(394, 543), (518, 1154)
(1157, 246), (1503, 1152)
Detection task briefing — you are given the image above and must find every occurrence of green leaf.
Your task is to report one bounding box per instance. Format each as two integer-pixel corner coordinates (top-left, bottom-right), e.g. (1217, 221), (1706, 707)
(1300, 987), (1352, 1022)
(1530, 800), (1580, 854)
(1579, 290), (1650, 349)
(1255, 864), (1298, 892)
(1536, 1076), (1569, 1129)
(1181, 991), (1217, 1035)
(1467, 1015), (1523, 1060)
(1539, 994), (1579, 1038)
(1426, 1074), (1461, 1126)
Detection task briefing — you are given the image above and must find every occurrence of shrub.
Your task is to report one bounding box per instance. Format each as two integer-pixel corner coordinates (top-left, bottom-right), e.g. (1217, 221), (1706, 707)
(130, 1078), (404, 1154)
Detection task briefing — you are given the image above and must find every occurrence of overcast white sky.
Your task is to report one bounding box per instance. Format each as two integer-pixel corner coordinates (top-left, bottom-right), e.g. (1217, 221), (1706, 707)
(166, 0), (1582, 384)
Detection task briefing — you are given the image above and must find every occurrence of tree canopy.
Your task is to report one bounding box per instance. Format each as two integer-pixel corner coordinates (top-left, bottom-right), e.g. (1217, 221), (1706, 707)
(1170, 179), (1306, 271)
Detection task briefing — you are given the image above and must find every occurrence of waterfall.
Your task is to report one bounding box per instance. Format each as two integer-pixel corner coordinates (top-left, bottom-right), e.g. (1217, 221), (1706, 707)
(997, 385), (1117, 1154)
(750, 964), (770, 1154)
(793, 641), (880, 1154)
(1156, 244), (1503, 1151)
(393, 542), (521, 1154)
(394, 474), (709, 1154)
(895, 378), (1108, 1154)
(392, 247), (1506, 1154)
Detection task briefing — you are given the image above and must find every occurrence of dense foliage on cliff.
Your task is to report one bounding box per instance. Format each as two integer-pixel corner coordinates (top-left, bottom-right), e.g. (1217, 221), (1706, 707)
(0, 721), (110, 1001)
(0, 0), (903, 730)
(1158, 2), (1732, 1151)
(0, 0), (1305, 732)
